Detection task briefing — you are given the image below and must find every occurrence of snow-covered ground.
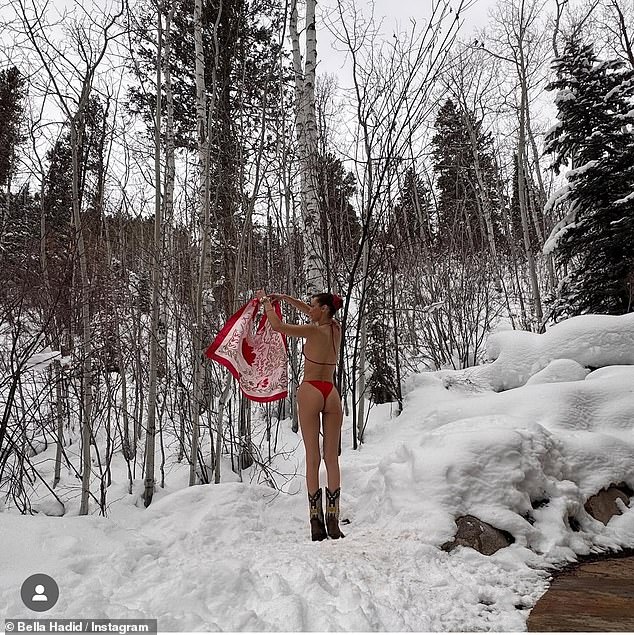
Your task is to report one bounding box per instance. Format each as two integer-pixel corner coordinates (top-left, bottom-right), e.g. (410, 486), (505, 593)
(1, 313), (634, 631)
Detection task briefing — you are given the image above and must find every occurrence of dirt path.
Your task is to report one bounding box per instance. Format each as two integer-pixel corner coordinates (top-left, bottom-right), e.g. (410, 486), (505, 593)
(527, 553), (634, 632)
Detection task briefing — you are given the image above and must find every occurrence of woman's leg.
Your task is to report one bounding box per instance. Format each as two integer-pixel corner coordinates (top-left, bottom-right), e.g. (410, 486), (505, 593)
(322, 387), (343, 491)
(322, 387), (345, 538)
(296, 382), (323, 495)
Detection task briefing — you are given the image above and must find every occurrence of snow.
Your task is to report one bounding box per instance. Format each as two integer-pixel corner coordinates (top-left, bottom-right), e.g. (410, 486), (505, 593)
(458, 313), (634, 391)
(565, 160), (598, 180)
(614, 191), (634, 205)
(604, 79), (630, 101)
(23, 347), (62, 372)
(542, 208), (577, 255)
(543, 183), (571, 217)
(525, 358), (589, 385)
(2, 314), (634, 631)
(554, 89), (576, 104)
(544, 121), (562, 138)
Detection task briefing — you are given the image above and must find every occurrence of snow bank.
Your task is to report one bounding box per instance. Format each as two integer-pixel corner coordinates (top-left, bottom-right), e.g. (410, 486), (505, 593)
(462, 313), (634, 391)
(525, 358), (590, 385)
(394, 370), (634, 561)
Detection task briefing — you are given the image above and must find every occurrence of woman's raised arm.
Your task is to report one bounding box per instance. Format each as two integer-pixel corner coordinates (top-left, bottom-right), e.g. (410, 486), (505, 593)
(257, 290), (314, 337)
(273, 293), (311, 316)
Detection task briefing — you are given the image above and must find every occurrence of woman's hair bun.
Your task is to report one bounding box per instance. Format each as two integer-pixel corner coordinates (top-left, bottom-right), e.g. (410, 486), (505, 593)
(312, 291), (343, 315)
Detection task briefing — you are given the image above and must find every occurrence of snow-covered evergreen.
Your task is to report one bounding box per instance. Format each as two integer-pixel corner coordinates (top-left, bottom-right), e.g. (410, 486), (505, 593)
(544, 38), (634, 316)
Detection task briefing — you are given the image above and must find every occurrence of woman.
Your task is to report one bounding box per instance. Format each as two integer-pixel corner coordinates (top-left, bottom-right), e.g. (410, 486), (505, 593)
(256, 289), (345, 541)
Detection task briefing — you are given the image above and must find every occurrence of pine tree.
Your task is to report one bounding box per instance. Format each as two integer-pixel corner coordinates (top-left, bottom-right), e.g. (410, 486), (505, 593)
(0, 66), (27, 261)
(390, 167), (433, 253)
(509, 153), (541, 252)
(315, 152), (360, 279)
(43, 132), (74, 242)
(544, 38), (634, 316)
(432, 99), (502, 253)
(128, 0), (288, 310)
(40, 132), (75, 330)
(0, 67), (25, 190)
(365, 282), (396, 405)
(1, 186), (40, 279)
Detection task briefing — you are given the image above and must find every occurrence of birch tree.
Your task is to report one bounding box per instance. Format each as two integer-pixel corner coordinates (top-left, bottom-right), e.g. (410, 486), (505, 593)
(290, 0), (325, 292)
(484, 0), (554, 325)
(191, 0), (222, 486)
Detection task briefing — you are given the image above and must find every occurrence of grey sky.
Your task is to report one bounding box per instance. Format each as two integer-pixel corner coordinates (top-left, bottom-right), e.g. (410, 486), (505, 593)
(317, 0), (499, 76)
(352, 0), (497, 31)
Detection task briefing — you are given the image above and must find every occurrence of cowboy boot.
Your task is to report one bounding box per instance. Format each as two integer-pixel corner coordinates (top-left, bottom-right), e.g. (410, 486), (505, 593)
(308, 488), (327, 541)
(325, 487), (345, 539)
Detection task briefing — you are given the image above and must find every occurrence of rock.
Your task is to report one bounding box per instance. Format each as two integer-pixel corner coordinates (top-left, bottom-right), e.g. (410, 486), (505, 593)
(441, 514), (515, 556)
(584, 483), (632, 525)
(531, 497), (550, 509)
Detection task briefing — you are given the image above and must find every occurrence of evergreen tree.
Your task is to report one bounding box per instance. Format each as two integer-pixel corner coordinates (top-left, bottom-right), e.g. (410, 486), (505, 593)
(128, 0), (289, 308)
(316, 152), (360, 278)
(432, 99), (502, 253)
(43, 102), (107, 243)
(390, 167), (433, 253)
(544, 38), (634, 316)
(39, 133), (75, 327)
(0, 66), (25, 190)
(365, 282), (397, 405)
(509, 153), (541, 252)
(1, 186), (40, 276)
(128, 0), (286, 149)
(43, 132), (74, 240)
(0, 66), (27, 262)
(81, 96), (109, 222)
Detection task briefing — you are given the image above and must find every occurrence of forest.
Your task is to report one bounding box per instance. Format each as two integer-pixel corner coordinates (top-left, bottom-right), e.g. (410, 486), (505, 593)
(0, 0), (633, 516)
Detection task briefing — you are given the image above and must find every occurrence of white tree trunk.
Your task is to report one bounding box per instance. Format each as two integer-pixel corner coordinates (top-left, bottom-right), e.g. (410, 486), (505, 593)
(518, 92), (543, 327)
(191, 0), (223, 486)
(290, 0), (325, 292)
(190, 0), (207, 487)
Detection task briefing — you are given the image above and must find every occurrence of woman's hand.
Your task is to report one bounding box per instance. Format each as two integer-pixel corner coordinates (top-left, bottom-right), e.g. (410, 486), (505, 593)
(257, 290), (284, 303)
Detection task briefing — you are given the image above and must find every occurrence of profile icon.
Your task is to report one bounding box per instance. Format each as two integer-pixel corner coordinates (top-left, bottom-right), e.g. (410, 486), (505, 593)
(21, 574), (59, 612)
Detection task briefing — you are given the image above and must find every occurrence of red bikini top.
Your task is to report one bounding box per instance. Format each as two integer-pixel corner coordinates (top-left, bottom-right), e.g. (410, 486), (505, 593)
(303, 321), (339, 366)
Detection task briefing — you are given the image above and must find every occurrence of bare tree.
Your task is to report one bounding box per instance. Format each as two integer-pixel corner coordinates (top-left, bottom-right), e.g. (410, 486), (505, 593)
(485, 0), (553, 327)
(328, 0), (471, 445)
(14, 0), (124, 514)
(598, 0), (634, 68)
(191, 0), (223, 486)
(444, 45), (505, 292)
(142, 1), (164, 507)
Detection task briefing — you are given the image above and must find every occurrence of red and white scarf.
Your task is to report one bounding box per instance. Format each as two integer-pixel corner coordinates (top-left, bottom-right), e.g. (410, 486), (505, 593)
(205, 299), (288, 403)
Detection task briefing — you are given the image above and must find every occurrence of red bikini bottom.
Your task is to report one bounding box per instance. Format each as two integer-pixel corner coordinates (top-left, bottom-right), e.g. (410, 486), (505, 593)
(305, 380), (334, 401)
